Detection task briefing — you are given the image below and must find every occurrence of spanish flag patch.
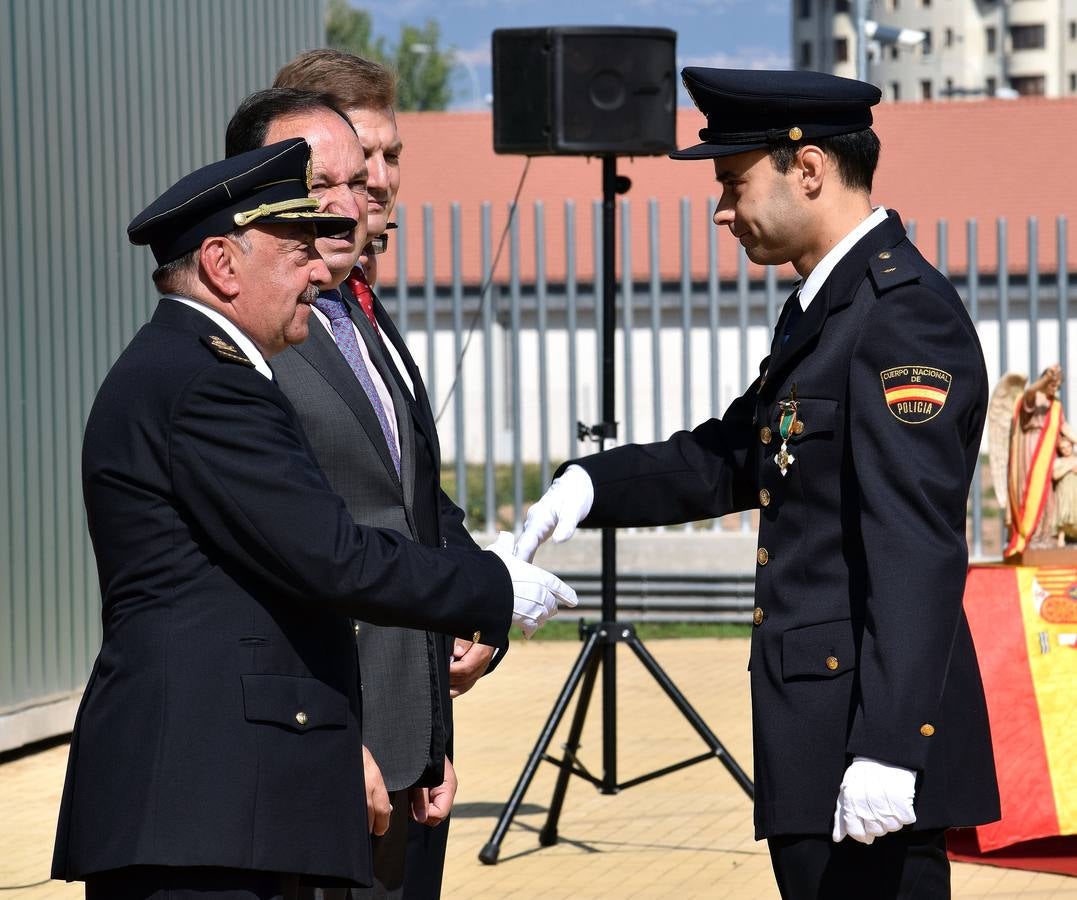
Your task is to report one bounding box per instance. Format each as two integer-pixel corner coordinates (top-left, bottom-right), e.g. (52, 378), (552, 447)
(880, 365), (952, 423)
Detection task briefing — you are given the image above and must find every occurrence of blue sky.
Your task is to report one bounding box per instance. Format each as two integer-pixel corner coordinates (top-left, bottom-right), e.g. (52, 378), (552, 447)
(360, 0), (791, 108)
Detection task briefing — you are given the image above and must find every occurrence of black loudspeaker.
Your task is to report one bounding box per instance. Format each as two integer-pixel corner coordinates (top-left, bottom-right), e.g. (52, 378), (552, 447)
(492, 26), (677, 156)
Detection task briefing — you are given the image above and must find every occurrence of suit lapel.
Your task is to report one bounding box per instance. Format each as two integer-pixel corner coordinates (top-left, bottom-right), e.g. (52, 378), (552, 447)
(345, 292), (418, 515)
(290, 314), (402, 486)
(369, 291), (443, 468)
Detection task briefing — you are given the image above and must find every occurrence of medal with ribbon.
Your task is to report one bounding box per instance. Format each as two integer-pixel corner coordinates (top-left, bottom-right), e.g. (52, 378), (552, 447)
(774, 384), (798, 477)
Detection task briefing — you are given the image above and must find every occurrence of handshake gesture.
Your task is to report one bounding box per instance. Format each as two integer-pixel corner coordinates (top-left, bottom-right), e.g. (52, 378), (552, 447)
(484, 466), (594, 637)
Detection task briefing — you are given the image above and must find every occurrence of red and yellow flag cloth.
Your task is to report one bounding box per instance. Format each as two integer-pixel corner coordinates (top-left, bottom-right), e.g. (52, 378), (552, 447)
(1005, 398), (1062, 558)
(964, 565), (1077, 851)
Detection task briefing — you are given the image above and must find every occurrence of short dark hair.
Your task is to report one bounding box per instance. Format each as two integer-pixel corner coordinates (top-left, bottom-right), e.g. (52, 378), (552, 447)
(225, 88), (352, 157)
(768, 128), (881, 193)
(152, 230), (252, 294)
(274, 49), (395, 112)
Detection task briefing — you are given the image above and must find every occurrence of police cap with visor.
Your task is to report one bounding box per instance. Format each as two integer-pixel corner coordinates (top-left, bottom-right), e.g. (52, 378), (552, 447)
(128, 137), (356, 266)
(671, 67), (882, 161)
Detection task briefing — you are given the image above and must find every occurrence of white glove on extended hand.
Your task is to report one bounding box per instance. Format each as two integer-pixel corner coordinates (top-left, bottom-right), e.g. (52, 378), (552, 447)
(514, 465), (595, 563)
(486, 532), (578, 638)
(832, 756), (917, 845)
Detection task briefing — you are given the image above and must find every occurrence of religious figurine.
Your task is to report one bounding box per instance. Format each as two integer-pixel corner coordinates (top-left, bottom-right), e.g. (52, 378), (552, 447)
(988, 364), (1077, 559)
(1052, 434), (1077, 546)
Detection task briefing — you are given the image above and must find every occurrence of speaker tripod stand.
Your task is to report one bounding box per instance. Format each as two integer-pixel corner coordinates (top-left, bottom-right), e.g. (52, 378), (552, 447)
(478, 157), (754, 866)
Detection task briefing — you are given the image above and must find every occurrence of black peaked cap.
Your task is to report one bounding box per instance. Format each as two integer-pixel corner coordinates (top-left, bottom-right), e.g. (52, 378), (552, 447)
(128, 138), (356, 266)
(672, 68), (882, 160)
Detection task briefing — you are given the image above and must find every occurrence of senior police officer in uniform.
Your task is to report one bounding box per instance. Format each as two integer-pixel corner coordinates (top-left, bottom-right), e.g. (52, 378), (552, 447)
(52, 138), (576, 900)
(516, 69), (999, 900)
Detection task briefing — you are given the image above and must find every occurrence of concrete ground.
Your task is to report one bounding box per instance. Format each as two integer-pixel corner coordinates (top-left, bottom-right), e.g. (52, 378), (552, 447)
(3, 637), (1075, 899)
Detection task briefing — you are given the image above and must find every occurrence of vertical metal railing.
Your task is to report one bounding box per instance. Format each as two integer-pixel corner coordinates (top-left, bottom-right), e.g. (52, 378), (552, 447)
(450, 204), (467, 517)
(565, 201), (579, 458)
(968, 219), (983, 559)
(381, 204), (1071, 551)
(535, 202), (551, 489)
(481, 203), (496, 533)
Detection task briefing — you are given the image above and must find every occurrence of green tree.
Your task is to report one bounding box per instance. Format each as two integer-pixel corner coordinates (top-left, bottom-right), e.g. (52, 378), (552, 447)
(325, 0), (455, 112)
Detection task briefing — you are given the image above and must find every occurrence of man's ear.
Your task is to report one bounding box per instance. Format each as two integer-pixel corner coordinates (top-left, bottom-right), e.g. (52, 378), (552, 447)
(198, 236), (242, 299)
(796, 145), (826, 196)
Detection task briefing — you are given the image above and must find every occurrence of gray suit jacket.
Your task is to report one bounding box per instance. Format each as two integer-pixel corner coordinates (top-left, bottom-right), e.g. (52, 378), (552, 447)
(272, 298), (435, 791)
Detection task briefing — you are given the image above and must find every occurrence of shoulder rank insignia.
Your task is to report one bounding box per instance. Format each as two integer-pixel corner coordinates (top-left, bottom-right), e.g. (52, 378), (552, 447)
(868, 247), (920, 295)
(880, 365), (951, 423)
(200, 334), (255, 368)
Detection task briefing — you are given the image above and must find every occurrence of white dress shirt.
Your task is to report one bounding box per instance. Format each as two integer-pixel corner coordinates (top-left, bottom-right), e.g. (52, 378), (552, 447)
(311, 300), (402, 460)
(797, 206), (888, 311)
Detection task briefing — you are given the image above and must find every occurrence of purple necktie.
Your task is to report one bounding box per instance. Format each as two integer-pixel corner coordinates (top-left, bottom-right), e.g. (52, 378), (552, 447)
(314, 291), (401, 476)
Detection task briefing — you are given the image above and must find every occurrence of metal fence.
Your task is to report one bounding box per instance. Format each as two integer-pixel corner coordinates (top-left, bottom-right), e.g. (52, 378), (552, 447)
(0, 0), (329, 747)
(380, 202), (1073, 562)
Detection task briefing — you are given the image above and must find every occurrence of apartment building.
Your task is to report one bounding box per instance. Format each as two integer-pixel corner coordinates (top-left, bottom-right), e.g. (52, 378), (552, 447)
(793, 0), (1077, 100)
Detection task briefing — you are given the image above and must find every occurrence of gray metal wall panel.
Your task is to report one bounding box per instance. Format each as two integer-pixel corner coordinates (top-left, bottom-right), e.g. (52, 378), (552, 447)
(0, 0), (327, 717)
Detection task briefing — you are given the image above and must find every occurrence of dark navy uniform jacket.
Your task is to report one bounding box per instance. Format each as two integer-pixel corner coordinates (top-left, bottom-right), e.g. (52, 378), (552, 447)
(52, 300), (511, 885)
(569, 211), (1000, 839)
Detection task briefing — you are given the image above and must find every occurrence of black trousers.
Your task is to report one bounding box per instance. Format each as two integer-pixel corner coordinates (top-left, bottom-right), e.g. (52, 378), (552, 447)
(401, 813), (449, 900)
(84, 866), (302, 900)
(767, 829), (950, 900)
(300, 789), (410, 900)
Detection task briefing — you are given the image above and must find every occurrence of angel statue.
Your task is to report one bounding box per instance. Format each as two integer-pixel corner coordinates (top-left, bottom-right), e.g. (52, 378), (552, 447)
(988, 364), (1077, 558)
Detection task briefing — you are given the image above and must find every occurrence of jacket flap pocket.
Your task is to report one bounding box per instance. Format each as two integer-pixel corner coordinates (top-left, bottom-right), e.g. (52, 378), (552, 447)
(781, 619), (855, 680)
(241, 674), (348, 732)
(772, 397), (838, 438)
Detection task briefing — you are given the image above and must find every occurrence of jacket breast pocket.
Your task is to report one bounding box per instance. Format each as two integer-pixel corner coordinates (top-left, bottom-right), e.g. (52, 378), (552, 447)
(241, 673), (348, 732)
(779, 397), (838, 439)
(781, 619), (856, 680)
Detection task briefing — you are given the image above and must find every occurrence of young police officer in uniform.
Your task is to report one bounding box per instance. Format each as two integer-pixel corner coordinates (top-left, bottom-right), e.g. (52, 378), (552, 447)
(516, 68), (999, 900)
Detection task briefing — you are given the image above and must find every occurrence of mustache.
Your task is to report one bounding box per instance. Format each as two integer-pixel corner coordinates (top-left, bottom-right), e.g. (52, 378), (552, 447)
(301, 284), (319, 305)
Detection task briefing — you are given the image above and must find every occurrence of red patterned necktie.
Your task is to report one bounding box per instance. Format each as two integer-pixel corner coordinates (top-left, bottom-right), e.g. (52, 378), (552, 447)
(347, 268), (378, 334)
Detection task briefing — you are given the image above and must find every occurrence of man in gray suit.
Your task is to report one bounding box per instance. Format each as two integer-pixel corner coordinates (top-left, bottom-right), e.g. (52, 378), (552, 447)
(225, 88), (489, 899)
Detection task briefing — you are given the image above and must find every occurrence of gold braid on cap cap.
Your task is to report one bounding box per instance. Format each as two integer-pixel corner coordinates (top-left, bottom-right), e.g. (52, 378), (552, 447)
(233, 197), (319, 227)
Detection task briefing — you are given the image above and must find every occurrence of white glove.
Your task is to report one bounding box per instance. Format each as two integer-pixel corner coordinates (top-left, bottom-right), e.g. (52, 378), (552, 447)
(514, 465), (595, 563)
(832, 756), (917, 845)
(486, 532), (578, 638)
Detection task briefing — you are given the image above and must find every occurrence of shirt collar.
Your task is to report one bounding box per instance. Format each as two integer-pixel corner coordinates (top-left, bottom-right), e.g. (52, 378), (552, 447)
(163, 295), (274, 380)
(798, 206), (888, 310)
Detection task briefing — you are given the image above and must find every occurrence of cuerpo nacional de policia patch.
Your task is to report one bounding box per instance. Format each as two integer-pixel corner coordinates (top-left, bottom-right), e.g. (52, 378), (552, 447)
(880, 365), (952, 424)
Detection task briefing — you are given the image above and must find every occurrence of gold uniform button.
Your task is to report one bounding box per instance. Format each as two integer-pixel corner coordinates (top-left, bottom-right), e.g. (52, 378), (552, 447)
(753, 607), (764, 626)
(788, 126), (803, 141)
(920, 723), (935, 737)
(760, 426), (773, 444)
(825, 656), (839, 671)
(878, 250), (892, 260)
(792, 420), (805, 435)
(759, 488), (771, 507)
(757, 547), (769, 566)
(295, 711), (308, 726)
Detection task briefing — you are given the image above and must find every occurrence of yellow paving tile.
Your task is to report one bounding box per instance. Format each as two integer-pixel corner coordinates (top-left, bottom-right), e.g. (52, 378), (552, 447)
(2, 638), (1075, 898)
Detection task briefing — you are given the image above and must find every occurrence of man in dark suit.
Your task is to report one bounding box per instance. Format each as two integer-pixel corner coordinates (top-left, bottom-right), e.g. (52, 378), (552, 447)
(516, 68), (999, 900)
(244, 51), (494, 899)
(52, 138), (576, 900)
(223, 85), (483, 899)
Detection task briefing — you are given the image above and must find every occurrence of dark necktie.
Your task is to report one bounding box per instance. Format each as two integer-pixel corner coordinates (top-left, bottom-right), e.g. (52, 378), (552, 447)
(313, 290), (400, 475)
(347, 269), (378, 334)
(782, 290), (804, 345)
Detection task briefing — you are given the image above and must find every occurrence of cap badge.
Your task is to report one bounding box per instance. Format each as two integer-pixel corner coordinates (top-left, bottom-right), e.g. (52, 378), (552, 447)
(880, 366), (952, 424)
(788, 126), (803, 141)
